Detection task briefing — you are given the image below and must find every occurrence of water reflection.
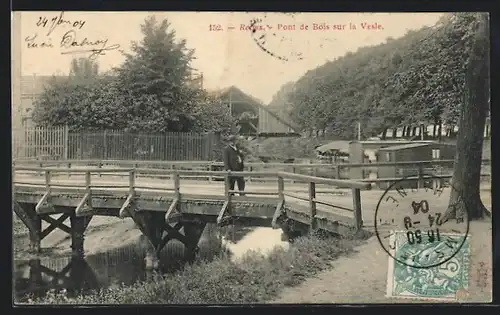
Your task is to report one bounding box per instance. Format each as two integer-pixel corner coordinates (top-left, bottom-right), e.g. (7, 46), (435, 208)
(14, 224), (287, 302)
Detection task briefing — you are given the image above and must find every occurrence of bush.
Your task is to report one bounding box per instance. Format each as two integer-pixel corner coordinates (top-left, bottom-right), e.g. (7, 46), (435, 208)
(23, 234), (363, 305)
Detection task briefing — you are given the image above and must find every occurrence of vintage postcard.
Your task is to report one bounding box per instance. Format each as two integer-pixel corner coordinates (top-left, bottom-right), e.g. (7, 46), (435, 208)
(11, 11), (492, 305)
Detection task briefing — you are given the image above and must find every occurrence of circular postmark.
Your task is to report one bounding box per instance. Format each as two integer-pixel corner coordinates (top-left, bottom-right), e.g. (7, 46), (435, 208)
(375, 175), (470, 269)
(248, 16), (304, 62)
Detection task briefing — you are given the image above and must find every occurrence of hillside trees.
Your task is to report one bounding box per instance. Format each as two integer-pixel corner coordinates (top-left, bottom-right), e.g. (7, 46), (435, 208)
(268, 81), (295, 121)
(270, 13), (490, 221)
(273, 13), (477, 140)
(32, 16), (234, 134)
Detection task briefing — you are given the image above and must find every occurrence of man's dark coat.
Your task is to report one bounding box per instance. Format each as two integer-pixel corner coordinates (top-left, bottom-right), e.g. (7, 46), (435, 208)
(223, 144), (245, 171)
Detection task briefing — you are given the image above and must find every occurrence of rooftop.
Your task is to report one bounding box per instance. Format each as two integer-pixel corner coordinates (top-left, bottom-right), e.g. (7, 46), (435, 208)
(379, 143), (432, 151)
(316, 140), (351, 153)
(207, 86), (299, 131)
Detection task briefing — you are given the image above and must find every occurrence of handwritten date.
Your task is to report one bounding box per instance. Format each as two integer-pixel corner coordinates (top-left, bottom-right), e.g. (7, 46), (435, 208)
(36, 11), (86, 36)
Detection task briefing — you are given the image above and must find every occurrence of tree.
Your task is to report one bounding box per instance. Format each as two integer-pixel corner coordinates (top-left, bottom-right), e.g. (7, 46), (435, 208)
(190, 91), (235, 135)
(32, 16), (233, 134)
(114, 16), (198, 132)
(69, 57), (99, 80)
(444, 13), (491, 221)
(32, 74), (127, 130)
(281, 16), (474, 140)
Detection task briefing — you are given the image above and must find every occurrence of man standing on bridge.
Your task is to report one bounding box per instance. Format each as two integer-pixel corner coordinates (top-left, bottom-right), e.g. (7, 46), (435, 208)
(223, 135), (247, 196)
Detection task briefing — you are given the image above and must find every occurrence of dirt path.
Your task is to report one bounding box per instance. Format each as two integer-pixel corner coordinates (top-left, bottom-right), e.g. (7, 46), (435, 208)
(272, 188), (493, 304)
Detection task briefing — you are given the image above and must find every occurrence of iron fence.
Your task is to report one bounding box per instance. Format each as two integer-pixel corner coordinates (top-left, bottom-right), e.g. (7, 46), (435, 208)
(12, 126), (220, 161)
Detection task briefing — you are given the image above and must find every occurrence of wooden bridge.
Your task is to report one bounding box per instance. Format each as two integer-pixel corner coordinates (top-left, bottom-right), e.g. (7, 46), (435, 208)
(12, 159), (490, 267)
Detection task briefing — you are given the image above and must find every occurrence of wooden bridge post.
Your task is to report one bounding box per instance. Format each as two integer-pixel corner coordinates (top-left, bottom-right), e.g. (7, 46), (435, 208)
(216, 172), (233, 227)
(28, 259), (43, 289)
(223, 172), (233, 224)
(68, 255), (99, 294)
(224, 172), (231, 199)
(309, 181), (317, 232)
(173, 171), (180, 197)
(272, 175), (286, 229)
(183, 222), (207, 261)
(278, 175), (284, 200)
(13, 165), (42, 253)
(352, 188), (363, 231)
(417, 164), (424, 189)
(208, 162), (213, 182)
(31, 215), (42, 253)
(70, 212), (86, 256)
(335, 165), (341, 179)
(13, 202), (42, 253)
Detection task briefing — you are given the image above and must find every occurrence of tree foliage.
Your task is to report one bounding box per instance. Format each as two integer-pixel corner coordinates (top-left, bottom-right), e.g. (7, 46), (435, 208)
(32, 16), (234, 134)
(270, 13), (484, 139)
(69, 58), (99, 80)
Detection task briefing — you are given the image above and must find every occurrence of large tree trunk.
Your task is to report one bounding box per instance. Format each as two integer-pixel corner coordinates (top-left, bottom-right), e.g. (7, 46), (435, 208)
(381, 128), (388, 140)
(437, 121), (443, 142)
(445, 13), (490, 221)
(412, 126), (418, 137)
(432, 122), (437, 138)
(392, 128), (398, 139)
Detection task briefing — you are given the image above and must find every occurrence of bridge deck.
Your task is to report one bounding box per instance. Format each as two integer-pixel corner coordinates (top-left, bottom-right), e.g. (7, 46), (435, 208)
(13, 173), (462, 229)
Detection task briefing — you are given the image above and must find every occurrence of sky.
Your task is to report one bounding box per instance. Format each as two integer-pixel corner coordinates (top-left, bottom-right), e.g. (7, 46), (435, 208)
(14, 12), (444, 104)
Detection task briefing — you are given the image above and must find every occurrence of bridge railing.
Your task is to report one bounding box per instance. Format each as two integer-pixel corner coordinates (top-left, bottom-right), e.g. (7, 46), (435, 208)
(277, 172), (370, 231)
(13, 166), (371, 232)
(12, 158), (491, 184)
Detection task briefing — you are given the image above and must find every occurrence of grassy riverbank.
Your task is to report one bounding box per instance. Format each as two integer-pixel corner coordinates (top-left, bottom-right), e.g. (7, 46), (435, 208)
(23, 231), (366, 304)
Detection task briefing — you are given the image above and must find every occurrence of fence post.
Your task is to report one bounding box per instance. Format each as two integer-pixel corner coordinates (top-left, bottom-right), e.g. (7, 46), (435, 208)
(63, 125), (69, 160)
(45, 170), (51, 191)
(103, 130), (108, 160)
(208, 162), (213, 182)
(173, 171), (180, 198)
(78, 132), (83, 160)
(128, 170), (135, 195)
(335, 165), (341, 179)
(309, 181), (316, 232)
(224, 172), (231, 202)
(278, 175), (284, 201)
(85, 171), (91, 193)
(417, 164), (423, 189)
(352, 188), (362, 231)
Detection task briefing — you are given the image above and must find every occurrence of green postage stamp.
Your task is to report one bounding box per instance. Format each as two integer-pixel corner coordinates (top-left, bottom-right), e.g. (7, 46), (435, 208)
(386, 230), (470, 301)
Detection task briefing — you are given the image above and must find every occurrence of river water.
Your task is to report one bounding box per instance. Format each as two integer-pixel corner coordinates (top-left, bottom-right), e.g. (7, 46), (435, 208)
(13, 224), (289, 302)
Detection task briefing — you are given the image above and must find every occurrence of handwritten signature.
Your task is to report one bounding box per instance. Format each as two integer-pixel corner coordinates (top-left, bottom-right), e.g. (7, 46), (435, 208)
(29, 12), (120, 60)
(60, 30), (120, 60)
(25, 30), (120, 60)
